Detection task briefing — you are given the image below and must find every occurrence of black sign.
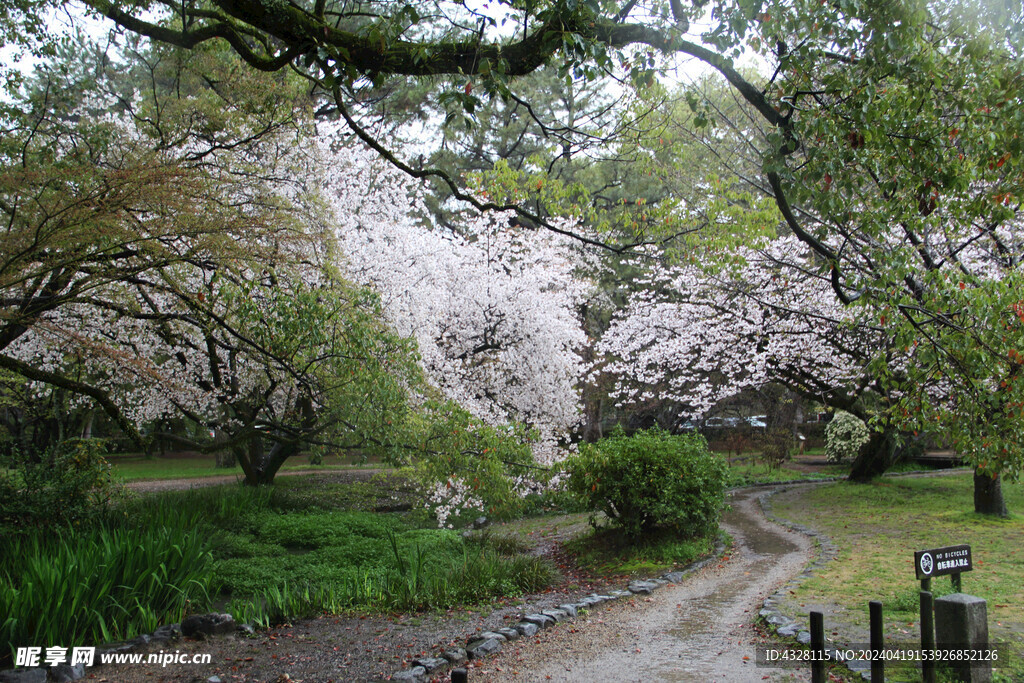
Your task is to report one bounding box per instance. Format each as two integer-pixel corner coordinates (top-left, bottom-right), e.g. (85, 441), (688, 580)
(914, 544), (972, 579)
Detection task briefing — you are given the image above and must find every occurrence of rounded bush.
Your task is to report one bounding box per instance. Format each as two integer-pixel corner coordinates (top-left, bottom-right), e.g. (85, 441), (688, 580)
(824, 411), (870, 463)
(563, 427), (728, 540)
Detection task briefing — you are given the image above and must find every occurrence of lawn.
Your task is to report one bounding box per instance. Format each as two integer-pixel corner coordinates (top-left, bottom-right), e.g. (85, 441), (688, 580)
(769, 473), (1024, 681)
(723, 459), (847, 486)
(105, 452), (384, 481)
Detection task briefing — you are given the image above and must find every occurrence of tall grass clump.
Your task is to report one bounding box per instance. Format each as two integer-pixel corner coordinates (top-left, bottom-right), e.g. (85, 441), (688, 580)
(381, 531), (555, 610)
(1, 511), (213, 665)
(223, 532), (556, 626)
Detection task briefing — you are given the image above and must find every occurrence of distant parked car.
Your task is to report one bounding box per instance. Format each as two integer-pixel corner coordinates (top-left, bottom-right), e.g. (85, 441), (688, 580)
(705, 416), (744, 428)
(746, 415), (767, 428)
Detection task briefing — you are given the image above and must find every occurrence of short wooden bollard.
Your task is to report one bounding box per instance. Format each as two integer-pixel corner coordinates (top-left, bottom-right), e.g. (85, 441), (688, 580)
(451, 668), (468, 683)
(810, 610), (825, 683)
(921, 590), (936, 683)
(869, 600), (884, 683)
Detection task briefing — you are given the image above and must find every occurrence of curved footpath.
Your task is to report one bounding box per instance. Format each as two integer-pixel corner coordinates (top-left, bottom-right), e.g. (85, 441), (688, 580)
(478, 487), (815, 682)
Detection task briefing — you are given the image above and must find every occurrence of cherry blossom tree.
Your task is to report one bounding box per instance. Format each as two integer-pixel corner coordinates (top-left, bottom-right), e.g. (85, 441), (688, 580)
(0, 40), (426, 485)
(594, 235), (890, 469)
(318, 137), (593, 466)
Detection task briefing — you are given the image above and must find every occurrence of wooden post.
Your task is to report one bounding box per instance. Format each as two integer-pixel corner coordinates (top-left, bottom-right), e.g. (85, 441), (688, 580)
(810, 610), (825, 683)
(951, 572), (962, 592)
(870, 600), (884, 682)
(921, 590), (936, 683)
(921, 577), (932, 593)
(452, 668), (468, 683)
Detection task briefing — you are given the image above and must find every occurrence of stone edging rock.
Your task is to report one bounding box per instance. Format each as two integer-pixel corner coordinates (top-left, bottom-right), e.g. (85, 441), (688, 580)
(386, 539), (728, 682)
(0, 615), (247, 683)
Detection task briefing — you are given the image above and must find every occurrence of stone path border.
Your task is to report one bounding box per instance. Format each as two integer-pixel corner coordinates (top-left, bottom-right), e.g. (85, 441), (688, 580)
(386, 539), (729, 682)
(754, 486), (858, 676)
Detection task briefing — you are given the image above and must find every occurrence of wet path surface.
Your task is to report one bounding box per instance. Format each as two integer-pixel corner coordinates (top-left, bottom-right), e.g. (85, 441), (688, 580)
(483, 487), (814, 682)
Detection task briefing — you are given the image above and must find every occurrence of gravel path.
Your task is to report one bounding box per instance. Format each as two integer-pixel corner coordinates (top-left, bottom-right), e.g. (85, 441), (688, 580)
(476, 487), (814, 682)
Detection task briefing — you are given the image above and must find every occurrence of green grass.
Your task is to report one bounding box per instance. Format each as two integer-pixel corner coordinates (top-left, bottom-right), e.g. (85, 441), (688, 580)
(769, 473), (1024, 681)
(106, 452), (384, 482)
(562, 524), (721, 577)
(724, 460), (846, 486)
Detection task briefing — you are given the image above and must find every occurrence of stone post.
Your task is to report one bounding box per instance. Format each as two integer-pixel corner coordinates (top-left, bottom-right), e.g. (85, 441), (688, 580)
(934, 594), (990, 683)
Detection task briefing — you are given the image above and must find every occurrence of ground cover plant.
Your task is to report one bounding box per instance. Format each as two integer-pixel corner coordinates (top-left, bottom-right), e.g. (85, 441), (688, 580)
(768, 474), (1024, 681)
(0, 472), (557, 665)
(205, 479), (556, 621)
(562, 526), (722, 578)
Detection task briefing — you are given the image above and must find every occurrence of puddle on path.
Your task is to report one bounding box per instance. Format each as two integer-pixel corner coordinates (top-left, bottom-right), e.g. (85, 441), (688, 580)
(724, 492), (799, 556)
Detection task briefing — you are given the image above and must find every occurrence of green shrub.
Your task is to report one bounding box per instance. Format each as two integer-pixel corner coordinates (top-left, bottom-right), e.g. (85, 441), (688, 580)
(563, 427), (728, 540)
(825, 411), (870, 463)
(0, 439), (123, 530)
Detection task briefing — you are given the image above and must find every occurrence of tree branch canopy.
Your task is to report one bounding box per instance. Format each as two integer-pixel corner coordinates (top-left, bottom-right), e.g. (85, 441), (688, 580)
(84, 0), (784, 129)
(87, 0), (672, 77)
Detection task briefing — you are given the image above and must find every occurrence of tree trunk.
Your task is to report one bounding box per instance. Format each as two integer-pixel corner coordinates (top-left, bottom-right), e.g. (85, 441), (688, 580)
(211, 428), (236, 468)
(79, 410), (94, 439)
(847, 429), (901, 482)
(239, 395), (316, 485)
(254, 440), (298, 485)
(215, 450), (236, 468)
(240, 434), (266, 486)
(973, 469), (1008, 517)
(214, 441), (236, 468)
